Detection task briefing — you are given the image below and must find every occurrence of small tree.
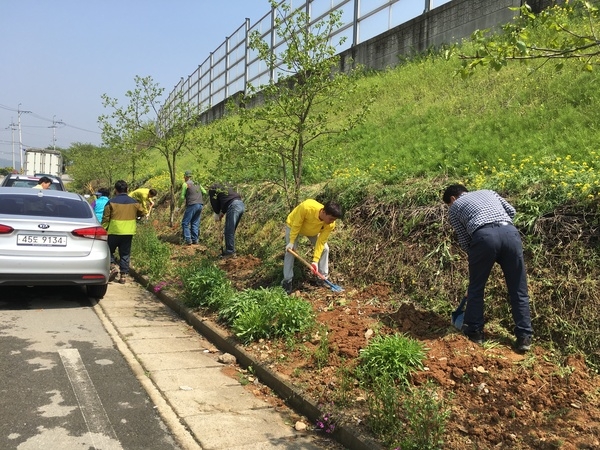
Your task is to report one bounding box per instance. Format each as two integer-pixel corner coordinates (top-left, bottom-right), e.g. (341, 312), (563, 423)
(456, 1), (600, 77)
(99, 75), (199, 225)
(220, 0), (373, 209)
(65, 142), (126, 192)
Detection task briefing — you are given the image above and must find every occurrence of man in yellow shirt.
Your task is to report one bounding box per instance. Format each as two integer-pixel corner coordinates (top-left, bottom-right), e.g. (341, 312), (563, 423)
(33, 176), (52, 189)
(282, 199), (342, 294)
(129, 188), (157, 218)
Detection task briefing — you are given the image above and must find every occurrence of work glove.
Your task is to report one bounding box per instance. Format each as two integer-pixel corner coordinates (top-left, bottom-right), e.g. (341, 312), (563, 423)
(213, 213), (220, 222)
(285, 243), (294, 252)
(310, 262), (319, 275)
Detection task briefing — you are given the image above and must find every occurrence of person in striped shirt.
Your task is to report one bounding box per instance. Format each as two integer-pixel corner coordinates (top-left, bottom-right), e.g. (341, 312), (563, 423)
(443, 184), (533, 353)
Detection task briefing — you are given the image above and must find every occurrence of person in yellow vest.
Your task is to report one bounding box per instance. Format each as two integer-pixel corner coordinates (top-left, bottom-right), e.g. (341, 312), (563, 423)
(129, 188), (157, 219)
(282, 199), (342, 294)
(102, 180), (145, 284)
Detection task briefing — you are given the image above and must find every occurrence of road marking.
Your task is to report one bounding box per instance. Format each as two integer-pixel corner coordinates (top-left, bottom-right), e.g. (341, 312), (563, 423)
(59, 348), (123, 449)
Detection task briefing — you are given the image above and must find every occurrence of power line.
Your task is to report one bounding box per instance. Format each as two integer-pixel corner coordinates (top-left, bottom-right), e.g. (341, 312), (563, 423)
(62, 122), (101, 134)
(1, 102), (101, 136)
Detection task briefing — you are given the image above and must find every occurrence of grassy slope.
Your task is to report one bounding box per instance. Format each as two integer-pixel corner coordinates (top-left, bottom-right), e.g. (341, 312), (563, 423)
(137, 21), (600, 369)
(312, 56), (600, 181)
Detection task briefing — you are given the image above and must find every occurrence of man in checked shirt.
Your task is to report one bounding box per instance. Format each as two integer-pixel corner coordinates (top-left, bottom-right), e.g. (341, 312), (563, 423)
(442, 184), (533, 353)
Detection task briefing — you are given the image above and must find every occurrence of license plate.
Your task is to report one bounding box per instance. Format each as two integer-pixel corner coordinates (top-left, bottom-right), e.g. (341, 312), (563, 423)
(17, 234), (67, 246)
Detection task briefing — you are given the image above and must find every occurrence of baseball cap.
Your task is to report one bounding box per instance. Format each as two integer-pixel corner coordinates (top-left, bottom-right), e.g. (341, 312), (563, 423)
(184, 170), (193, 177)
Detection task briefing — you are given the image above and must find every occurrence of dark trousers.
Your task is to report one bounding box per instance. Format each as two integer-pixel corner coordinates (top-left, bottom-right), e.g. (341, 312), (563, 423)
(223, 199), (245, 255)
(465, 223), (533, 338)
(108, 234), (133, 275)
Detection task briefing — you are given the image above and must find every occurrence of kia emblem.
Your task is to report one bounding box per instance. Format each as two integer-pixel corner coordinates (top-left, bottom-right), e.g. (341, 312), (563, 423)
(38, 224), (50, 229)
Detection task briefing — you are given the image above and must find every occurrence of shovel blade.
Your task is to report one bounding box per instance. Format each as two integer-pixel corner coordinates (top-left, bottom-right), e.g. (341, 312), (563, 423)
(324, 278), (344, 292)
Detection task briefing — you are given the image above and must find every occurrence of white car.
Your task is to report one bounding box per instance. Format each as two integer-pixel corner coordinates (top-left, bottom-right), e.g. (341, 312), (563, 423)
(0, 188), (110, 298)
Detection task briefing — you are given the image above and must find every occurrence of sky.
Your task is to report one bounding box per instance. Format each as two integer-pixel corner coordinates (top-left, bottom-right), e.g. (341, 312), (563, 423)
(0, 0), (270, 168)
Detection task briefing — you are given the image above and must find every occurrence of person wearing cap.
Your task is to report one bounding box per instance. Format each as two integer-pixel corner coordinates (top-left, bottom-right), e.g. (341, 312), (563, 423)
(442, 184), (533, 353)
(129, 188), (158, 219)
(92, 187), (111, 222)
(179, 170), (207, 245)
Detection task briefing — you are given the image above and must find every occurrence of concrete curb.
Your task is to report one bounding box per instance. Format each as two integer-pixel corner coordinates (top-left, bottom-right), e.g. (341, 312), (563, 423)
(132, 271), (384, 450)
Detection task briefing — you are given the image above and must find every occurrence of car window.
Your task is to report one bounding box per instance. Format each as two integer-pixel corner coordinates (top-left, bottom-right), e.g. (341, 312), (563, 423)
(12, 180), (38, 188)
(0, 196), (92, 219)
(2, 178), (64, 190)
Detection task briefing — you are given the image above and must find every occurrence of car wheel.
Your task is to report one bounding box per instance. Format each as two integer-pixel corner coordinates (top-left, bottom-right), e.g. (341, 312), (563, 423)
(87, 284), (108, 299)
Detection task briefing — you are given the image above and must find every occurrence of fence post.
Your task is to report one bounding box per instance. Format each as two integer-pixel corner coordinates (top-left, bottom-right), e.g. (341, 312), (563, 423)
(269, 4), (276, 83)
(195, 65), (201, 114)
(225, 35), (231, 99)
(244, 18), (250, 96)
(209, 52), (214, 106)
(352, 0), (359, 47)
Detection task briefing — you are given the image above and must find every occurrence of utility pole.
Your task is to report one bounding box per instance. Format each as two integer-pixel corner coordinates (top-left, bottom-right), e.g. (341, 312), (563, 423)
(17, 103), (31, 172)
(48, 115), (64, 151)
(6, 119), (18, 169)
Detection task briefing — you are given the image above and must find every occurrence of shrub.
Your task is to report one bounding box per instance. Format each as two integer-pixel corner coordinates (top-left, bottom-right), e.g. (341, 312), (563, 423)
(219, 287), (315, 344)
(179, 261), (232, 308)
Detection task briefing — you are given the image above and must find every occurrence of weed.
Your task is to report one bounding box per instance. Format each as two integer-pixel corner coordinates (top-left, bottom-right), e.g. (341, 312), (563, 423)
(131, 224), (171, 282)
(312, 326), (330, 370)
(396, 382), (452, 450)
(366, 378), (450, 449)
(516, 353), (538, 370)
(237, 372), (250, 386)
(482, 340), (502, 351)
(356, 333), (427, 387)
(331, 362), (355, 407)
(552, 363), (575, 379)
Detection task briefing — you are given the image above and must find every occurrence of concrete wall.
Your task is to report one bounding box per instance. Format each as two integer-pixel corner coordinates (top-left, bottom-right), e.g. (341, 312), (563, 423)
(339, 0), (521, 72)
(199, 0), (561, 123)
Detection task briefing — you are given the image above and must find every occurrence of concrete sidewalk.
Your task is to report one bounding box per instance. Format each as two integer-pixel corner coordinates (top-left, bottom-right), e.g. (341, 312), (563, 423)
(94, 278), (339, 450)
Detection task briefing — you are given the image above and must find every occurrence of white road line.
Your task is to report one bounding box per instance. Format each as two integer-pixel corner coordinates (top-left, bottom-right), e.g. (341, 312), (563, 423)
(59, 348), (123, 450)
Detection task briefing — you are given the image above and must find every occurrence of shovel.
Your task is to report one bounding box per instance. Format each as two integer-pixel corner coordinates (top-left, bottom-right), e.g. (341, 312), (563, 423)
(451, 296), (468, 330)
(286, 248), (344, 293)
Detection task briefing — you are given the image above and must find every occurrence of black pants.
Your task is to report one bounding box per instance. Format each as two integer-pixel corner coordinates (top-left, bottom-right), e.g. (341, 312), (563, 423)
(108, 234), (133, 275)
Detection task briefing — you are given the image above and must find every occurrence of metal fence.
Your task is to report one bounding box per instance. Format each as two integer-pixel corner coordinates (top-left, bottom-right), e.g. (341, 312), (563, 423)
(164, 0), (452, 115)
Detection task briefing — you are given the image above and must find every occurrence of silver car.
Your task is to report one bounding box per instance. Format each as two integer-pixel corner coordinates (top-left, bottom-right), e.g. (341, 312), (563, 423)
(0, 188), (110, 298)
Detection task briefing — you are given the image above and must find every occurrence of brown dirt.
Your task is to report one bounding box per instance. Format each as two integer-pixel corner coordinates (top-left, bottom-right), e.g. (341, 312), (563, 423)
(160, 239), (600, 449)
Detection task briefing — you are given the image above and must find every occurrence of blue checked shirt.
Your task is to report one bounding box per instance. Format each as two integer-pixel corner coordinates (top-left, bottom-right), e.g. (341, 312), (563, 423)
(448, 190), (516, 251)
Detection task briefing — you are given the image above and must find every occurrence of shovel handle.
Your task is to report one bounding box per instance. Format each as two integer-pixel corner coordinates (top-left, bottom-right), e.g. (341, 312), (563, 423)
(286, 248), (326, 280)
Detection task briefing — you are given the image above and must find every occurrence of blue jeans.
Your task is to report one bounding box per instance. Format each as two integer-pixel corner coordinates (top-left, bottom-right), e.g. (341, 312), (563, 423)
(182, 203), (203, 243)
(465, 223), (533, 338)
(223, 199), (245, 255)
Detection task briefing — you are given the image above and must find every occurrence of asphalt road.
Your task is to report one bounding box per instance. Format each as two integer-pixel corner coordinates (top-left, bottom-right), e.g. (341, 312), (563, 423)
(0, 285), (181, 450)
